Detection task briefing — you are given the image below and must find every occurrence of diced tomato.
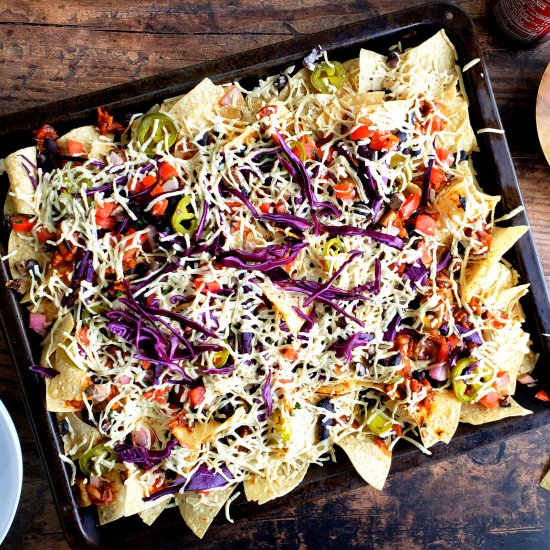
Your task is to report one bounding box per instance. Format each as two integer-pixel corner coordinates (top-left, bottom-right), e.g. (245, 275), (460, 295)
(126, 228), (148, 244)
(58, 241), (75, 261)
(193, 278), (221, 294)
(150, 183), (166, 197)
(398, 194), (420, 220)
(415, 214), (437, 236)
(96, 216), (116, 230)
(144, 388), (169, 404)
(68, 140), (86, 155)
(430, 116), (446, 132)
(447, 334), (461, 351)
(436, 148), (455, 167)
(158, 162), (178, 181)
(78, 327), (90, 346)
(490, 375), (510, 396)
(369, 131), (400, 151)
(151, 199), (168, 217)
(11, 215), (36, 233)
(479, 391), (499, 409)
(430, 167), (447, 185)
(95, 202), (117, 219)
(283, 348), (298, 361)
(283, 258), (296, 273)
(299, 135), (317, 159)
(334, 179), (356, 201)
(189, 386), (206, 408)
(259, 202), (272, 214)
(535, 390), (550, 402)
(392, 424), (403, 436)
(275, 200), (287, 214)
(417, 241), (433, 266)
(435, 338), (449, 363)
(35, 225), (57, 242)
(140, 360), (153, 369)
(350, 122), (376, 141)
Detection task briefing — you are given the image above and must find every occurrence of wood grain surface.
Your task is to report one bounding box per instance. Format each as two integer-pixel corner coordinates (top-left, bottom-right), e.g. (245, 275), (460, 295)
(1, 1), (550, 549)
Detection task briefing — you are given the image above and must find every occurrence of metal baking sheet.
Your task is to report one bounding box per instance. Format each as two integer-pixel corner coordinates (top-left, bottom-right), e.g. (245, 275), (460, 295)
(1, 3), (549, 548)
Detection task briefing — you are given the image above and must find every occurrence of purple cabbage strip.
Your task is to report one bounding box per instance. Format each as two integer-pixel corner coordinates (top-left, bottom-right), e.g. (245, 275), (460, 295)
(291, 305), (316, 332)
(194, 201), (210, 242)
(275, 130), (340, 217)
(217, 242), (308, 272)
(238, 332), (253, 354)
(63, 250), (94, 307)
(436, 251), (452, 273)
(133, 259), (182, 292)
(89, 159), (108, 169)
(185, 464), (234, 491)
(142, 479), (186, 501)
(354, 258), (381, 295)
(202, 364), (236, 375)
(456, 324), (483, 345)
(263, 368), (273, 416)
(19, 156), (38, 189)
(403, 261), (429, 287)
(330, 332), (374, 363)
(114, 439), (178, 470)
(382, 313), (401, 342)
(276, 279), (369, 303)
(320, 223), (404, 250)
(302, 251), (363, 307)
(29, 364), (60, 378)
(421, 157), (434, 207)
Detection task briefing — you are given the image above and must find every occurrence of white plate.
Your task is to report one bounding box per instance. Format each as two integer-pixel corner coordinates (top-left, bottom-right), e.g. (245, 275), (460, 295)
(0, 400), (23, 545)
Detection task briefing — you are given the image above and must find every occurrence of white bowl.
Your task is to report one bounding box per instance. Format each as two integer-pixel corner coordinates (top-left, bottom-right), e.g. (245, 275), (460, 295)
(0, 400), (23, 545)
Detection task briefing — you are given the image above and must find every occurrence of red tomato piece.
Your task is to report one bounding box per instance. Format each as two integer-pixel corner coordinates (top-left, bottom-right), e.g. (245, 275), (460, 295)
(430, 167), (447, 185)
(68, 140), (86, 155)
(95, 216), (116, 230)
(283, 348), (298, 361)
(370, 131), (400, 151)
(36, 225), (57, 242)
(259, 203), (272, 214)
(158, 162), (178, 181)
(479, 391), (499, 409)
(334, 179), (356, 201)
(11, 215), (36, 232)
(535, 390), (550, 402)
(151, 199), (168, 216)
(189, 386), (206, 408)
(436, 148), (455, 167)
(415, 214), (437, 236)
(399, 194), (420, 220)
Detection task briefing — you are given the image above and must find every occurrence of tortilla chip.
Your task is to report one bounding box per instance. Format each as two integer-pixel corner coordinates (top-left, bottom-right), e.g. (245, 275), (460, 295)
(341, 57), (360, 92)
(57, 412), (103, 458)
(7, 230), (49, 290)
(169, 78), (224, 134)
(413, 390), (462, 448)
(358, 49), (389, 92)
(3, 192), (16, 216)
(459, 397), (532, 425)
(316, 379), (357, 397)
(243, 461), (310, 505)
(4, 146), (37, 215)
(259, 282), (308, 336)
(177, 485), (235, 539)
(139, 499), (169, 526)
(40, 314), (75, 369)
(97, 469), (127, 526)
(170, 407), (246, 450)
(271, 406), (318, 459)
(57, 126), (114, 158)
(540, 469), (550, 491)
(519, 350), (538, 375)
(399, 30), (458, 97)
(439, 92), (478, 154)
(337, 432), (391, 490)
(46, 347), (90, 412)
(124, 473), (170, 517)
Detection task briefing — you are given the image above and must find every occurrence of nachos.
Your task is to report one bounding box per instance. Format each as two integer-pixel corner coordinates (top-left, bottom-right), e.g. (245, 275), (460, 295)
(1, 30), (537, 537)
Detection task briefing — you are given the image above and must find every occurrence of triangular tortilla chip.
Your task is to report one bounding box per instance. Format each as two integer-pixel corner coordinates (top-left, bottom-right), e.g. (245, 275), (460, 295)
(7, 230), (49, 291)
(259, 282), (308, 336)
(358, 49), (389, 92)
(138, 499), (169, 526)
(46, 347), (90, 412)
(540, 469), (550, 491)
(177, 485), (235, 539)
(97, 469), (127, 526)
(124, 473), (170, 517)
(169, 78), (224, 134)
(413, 390), (462, 448)
(4, 146), (37, 215)
(243, 460), (310, 505)
(57, 412), (103, 458)
(459, 397), (532, 425)
(40, 314), (75, 368)
(337, 432), (391, 490)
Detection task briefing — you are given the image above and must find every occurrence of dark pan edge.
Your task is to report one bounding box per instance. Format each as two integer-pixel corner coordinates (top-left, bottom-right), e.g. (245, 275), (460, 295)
(1, 3), (549, 548)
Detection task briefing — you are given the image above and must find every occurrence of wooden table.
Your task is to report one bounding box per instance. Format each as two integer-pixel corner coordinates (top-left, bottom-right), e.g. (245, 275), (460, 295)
(1, 1), (549, 548)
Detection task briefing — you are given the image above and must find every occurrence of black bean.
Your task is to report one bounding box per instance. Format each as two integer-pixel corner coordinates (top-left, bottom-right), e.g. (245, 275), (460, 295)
(412, 369), (426, 381)
(274, 74), (289, 91)
(58, 419), (69, 436)
(396, 131), (409, 142)
(386, 51), (400, 69)
(43, 137), (58, 155)
(196, 132), (211, 147)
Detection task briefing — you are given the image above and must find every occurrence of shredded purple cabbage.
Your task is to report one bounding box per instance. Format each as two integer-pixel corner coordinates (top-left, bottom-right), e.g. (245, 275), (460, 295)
(217, 242), (308, 272)
(185, 464), (234, 491)
(382, 313), (402, 342)
(29, 364), (60, 378)
(114, 439), (178, 469)
(330, 332), (374, 363)
(320, 224), (404, 250)
(456, 324), (483, 345)
(262, 368), (273, 416)
(436, 251), (452, 272)
(354, 258), (381, 294)
(202, 364), (236, 375)
(403, 261), (429, 286)
(194, 201), (210, 242)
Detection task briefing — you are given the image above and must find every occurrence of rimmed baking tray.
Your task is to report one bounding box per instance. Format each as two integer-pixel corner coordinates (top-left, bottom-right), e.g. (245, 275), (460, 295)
(1, 3), (549, 548)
